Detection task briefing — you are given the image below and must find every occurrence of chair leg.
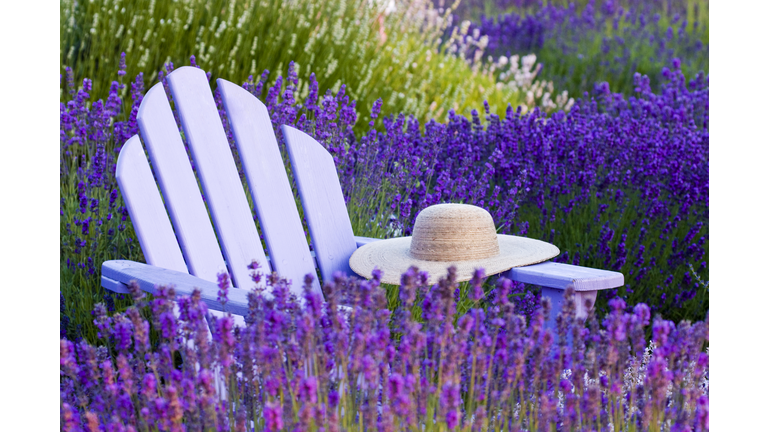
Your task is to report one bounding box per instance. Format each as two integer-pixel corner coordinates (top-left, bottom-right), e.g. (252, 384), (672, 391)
(574, 290), (597, 320)
(206, 309), (247, 401)
(541, 286), (564, 330)
(540, 287), (597, 330)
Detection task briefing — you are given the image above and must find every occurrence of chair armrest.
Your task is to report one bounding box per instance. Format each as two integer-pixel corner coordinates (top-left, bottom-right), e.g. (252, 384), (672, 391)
(503, 261), (624, 291)
(354, 236), (382, 248)
(101, 260), (252, 316)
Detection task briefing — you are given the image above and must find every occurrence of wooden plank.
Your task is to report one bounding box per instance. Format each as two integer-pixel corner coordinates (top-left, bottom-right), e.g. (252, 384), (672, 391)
(137, 82), (227, 284)
(115, 135), (187, 273)
(354, 236), (382, 248)
(166, 67), (270, 290)
(101, 275), (130, 294)
(504, 261), (624, 291)
(217, 78), (320, 296)
(282, 125), (358, 282)
(102, 260), (252, 316)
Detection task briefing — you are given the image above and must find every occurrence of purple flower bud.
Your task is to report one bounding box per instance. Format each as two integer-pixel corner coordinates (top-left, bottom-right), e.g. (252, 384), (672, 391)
(633, 303), (651, 326)
(217, 271), (230, 306)
(118, 52), (127, 77)
(328, 389), (339, 408)
(298, 376), (318, 404)
(371, 267), (383, 282)
(264, 401), (283, 431)
(653, 319), (675, 347)
(440, 383), (461, 429)
(141, 373), (157, 400)
(469, 268), (486, 301)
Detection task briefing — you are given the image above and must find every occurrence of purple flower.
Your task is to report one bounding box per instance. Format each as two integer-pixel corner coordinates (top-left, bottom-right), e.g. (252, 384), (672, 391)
(61, 403), (82, 432)
(118, 52), (127, 77)
(328, 389), (339, 408)
(111, 315), (133, 352)
(264, 401), (283, 431)
(298, 376), (318, 404)
(440, 383), (461, 429)
(653, 318), (675, 347)
(213, 315), (235, 371)
(141, 373), (157, 401)
(469, 268), (486, 301)
(217, 271), (230, 306)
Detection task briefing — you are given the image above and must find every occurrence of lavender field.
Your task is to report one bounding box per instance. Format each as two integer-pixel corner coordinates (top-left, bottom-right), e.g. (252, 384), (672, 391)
(58, 0), (712, 430)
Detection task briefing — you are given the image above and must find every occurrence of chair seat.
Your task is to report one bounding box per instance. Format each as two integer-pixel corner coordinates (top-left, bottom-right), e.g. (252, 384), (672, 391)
(505, 261), (624, 291)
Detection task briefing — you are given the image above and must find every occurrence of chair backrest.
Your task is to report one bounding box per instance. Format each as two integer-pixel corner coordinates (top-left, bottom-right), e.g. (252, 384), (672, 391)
(118, 66), (356, 298)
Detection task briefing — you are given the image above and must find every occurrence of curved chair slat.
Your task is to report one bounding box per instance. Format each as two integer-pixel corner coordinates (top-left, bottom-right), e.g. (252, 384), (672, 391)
(218, 79), (320, 296)
(282, 125), (358, 283)
(137, 82), (227, 284)
(115, 135), (188, 273)
(166, 67), (269, 290)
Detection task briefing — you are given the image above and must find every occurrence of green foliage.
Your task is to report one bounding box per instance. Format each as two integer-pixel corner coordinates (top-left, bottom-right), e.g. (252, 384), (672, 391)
(60, 0), (532, 133)
(472, 0), (709, 96)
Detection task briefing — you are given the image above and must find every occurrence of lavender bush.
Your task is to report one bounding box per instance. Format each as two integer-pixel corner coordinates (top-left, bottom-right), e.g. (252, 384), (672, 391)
(332, 62), (708, 323)
(460, 0), (708, 96)
(61, 266), (709, 431)
(61, 51), (708, 344)
(60, 56), (146, 341)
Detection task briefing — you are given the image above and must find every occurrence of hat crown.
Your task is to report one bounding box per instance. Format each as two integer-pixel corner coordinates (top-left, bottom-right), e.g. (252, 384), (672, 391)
(409, 204), (500, 262)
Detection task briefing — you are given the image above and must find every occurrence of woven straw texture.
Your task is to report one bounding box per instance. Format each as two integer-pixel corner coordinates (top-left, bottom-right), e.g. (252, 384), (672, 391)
(349, 204), (560, 285)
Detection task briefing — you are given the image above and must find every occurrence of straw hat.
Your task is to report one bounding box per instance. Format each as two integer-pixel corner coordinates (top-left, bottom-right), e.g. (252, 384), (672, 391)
(349, 203), (560, 285)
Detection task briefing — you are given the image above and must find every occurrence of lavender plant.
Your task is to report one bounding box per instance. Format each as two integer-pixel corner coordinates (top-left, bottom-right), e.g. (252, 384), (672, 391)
(460, 0), (708, 96)
(60, 266), (709, 431)
(60, 57), (146, 342)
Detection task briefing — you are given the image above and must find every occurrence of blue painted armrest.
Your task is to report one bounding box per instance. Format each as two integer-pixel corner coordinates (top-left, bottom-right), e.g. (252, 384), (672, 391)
(354, 236), (382, 248)
(504, 261), (624, 291)
(101, 260), (251, 315)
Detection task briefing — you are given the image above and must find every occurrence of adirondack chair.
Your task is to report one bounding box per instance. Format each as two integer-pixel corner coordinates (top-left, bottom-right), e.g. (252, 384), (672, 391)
(100, 66), (623, 329)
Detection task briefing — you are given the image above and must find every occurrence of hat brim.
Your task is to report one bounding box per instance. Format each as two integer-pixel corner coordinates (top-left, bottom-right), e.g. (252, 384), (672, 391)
(349, 235), (560, 285)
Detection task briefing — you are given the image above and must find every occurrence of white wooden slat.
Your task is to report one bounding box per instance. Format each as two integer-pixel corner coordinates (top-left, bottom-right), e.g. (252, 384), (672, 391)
(101, 275), (130, 294)
(217, 79), (320, 296)
(282, 125), (358, 282)
(102, 260), (253, 316)
(167, 67), (269, 291)
(354, 236), (382, 248)
(115, 135), (187, 273)
(137, 82), (227, 284)
(504, 261), (624, 291)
